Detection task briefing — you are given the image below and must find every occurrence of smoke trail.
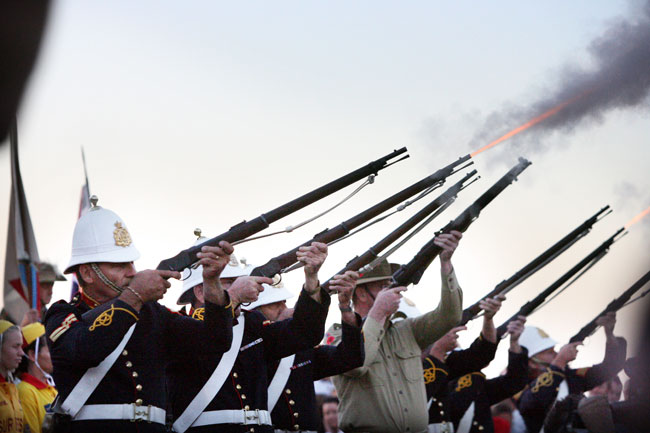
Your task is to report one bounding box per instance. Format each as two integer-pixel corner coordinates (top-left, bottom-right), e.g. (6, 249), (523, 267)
(469, 1), (650, 152)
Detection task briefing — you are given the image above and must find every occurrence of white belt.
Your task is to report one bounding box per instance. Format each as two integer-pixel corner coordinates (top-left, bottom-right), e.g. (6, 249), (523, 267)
(192, 409), (272, 427)
(428, 422), (455, 433)
(274, 430), (317, 433)
(74, 403), (166, 424)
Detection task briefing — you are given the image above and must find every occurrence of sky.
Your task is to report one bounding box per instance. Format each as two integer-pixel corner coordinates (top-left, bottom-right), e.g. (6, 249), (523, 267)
(2, 0), (649, 378)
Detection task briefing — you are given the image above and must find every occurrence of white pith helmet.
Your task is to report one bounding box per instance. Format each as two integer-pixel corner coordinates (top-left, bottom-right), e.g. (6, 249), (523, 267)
(64, 196), (140, 274)
(391, 296), (422, 322)
(245, 282), (294, 310)
(519, 325), (558, 357)
(177, 229), (254, 305)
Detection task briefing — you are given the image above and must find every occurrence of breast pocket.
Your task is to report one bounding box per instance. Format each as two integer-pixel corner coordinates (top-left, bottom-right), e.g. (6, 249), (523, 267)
(394, 346), (422, 382)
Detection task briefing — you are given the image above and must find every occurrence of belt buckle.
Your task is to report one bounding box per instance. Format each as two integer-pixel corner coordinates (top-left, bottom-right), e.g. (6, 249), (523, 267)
(132, 404), (152, 423)
(242, 409), (261, 425)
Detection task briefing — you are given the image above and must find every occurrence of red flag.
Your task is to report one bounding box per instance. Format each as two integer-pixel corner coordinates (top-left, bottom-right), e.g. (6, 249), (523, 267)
(3, 120), (40, 323)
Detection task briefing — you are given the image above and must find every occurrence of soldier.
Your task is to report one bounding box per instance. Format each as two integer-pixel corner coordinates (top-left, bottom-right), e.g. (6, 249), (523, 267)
(421, 295), (505, 433)
(44, 198), (236, 432)
(333, 231), (464, 433)
(446, 317), (528, 433)
(515, 312), (627, 433)
(167, 235), (334, 433)
(257, 270), (362, 433)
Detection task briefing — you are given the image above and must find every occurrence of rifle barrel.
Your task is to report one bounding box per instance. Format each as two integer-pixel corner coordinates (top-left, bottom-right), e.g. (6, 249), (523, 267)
(250, 154), (473, 278)
(157, 148), (408, 271)
(321, 169), (478, 293)
(391, 157), (531, 288)
(569, 269), (650, 343)
(458, 205), (611, 326)
(496, 227), (625, 339)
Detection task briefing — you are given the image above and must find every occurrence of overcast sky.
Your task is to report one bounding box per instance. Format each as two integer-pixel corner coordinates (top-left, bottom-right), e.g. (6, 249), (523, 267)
(2, 0), (649, 377)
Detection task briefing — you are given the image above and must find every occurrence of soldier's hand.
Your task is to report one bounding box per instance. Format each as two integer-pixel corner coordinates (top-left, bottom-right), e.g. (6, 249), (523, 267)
(227, 276), (272, 305)
(330, 271), (359, 305)
(197, 242), (234, 282)
(479, 294), (505, 319)
(369, 286), (406, 320)
(596, 312), (616, 337)
(507, 316), (526, 342)
(553, 342), (580, 368)
(435, 230), (462, 272)
(298, 242), (328, 295)
(129, 270), (180, 303)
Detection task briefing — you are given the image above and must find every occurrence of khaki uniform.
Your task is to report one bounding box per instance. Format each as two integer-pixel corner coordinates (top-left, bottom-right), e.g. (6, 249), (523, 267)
(334, 269), (463, 433)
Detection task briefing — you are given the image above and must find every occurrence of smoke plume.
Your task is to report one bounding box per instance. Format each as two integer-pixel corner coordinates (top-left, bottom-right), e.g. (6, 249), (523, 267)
(469, 1), (650, 153)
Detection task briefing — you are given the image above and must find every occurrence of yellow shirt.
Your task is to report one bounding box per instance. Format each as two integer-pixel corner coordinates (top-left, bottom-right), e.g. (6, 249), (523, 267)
(17, 374), (56, 433)
(0, 376), (23, 433)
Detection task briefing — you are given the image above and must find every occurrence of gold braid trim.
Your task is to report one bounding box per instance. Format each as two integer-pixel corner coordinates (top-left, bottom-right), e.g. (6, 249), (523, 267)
(423, 357), (448, 384)
(455, 372), (486, 392)
(192, 307), (205, 321)
(531, 368), (564, 393)
(89, 305), (138, 331)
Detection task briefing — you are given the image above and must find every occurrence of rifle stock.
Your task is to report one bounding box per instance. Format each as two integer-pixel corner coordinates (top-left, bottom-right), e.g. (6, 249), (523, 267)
(569, 270), (650, 343)
(458, 205), (611, 326)
(390, 157), (532, 288)
(496, 227), (626, 339)
(250, 154), (473, 278)
(157, 148), (408, 271)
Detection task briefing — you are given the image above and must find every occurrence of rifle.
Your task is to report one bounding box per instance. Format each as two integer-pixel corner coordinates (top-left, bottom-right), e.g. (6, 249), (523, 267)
(390, 157), (532, 288)
(249, 154), (474, 278)
(458, 206), (611, 326)
(157, 148), (408, 271)
(320, 169), (479, 293)
(569, 270), (650, 343)
(496, 228), (626, 339)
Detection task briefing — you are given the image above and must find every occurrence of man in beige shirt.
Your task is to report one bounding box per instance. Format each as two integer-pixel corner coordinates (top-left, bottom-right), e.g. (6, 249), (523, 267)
(333, 231), (464, 433)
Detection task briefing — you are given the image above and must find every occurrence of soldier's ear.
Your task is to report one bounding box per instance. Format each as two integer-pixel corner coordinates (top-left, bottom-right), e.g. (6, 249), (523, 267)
(193, 285), (205, 304)
(78, 264), (94, 285)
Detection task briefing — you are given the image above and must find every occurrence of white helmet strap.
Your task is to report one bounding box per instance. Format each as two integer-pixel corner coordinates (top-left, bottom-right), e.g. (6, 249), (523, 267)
(90, 263), (124, 294)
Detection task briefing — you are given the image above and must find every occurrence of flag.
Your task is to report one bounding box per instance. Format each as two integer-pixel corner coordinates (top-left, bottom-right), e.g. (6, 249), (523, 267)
(3, 120), (40, 323)
(70, 147), (91, 300)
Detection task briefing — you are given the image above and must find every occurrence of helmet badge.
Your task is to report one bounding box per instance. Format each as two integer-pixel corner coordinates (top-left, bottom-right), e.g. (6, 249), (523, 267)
(113, 222), (132, 247)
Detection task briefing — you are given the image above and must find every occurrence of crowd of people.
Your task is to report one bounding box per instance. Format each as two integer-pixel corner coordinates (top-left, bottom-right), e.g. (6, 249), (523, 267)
(0, 199), (646, 433)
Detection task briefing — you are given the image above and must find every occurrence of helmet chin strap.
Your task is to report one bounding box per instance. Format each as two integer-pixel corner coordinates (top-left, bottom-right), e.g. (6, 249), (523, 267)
(90, 263), (124, 294)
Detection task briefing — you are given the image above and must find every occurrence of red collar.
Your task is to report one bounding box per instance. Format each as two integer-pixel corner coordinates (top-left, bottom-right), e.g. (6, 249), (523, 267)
(20, 373), (48, 390)
(79, 291), (99, 309)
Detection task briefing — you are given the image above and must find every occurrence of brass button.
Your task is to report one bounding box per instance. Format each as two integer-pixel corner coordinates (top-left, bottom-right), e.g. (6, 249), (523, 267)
(289, 400), (295, 405)
(438, 402), (443, 407)
(136, 384), (142, 391)
(122, 350), (128, 356)
(126, 361), (133, 368)
(473, 421), (478, 425)
(236, 384), (242, 390)
(294, 425), (299, 430)
(241, 394), (246, 400)
(285, 389), (291, 395)
(249, 429), (254, 433)
(244, 405), (250, 410)
(132, 372), (138, 378)
(135, 399), (143, 406)
(440, 411), (445, 415)
(478, 427), (484, 431)
(293, 412), (299, 417)
(233, 372), (238, 378)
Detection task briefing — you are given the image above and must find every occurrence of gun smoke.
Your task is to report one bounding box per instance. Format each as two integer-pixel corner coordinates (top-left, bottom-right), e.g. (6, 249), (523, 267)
(469, 0), (650, 153)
